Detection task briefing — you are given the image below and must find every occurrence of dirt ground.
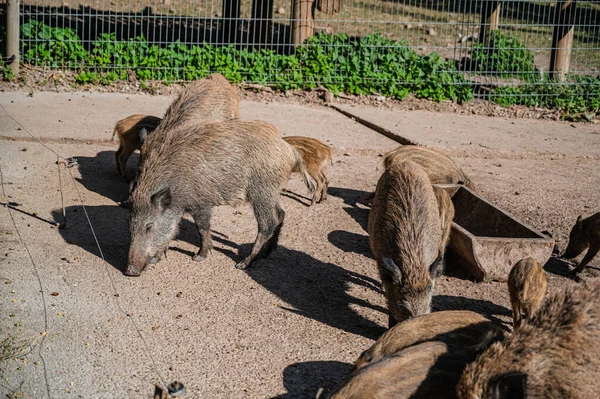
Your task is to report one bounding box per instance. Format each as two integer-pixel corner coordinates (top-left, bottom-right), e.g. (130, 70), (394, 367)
(0, 89), (599, 398)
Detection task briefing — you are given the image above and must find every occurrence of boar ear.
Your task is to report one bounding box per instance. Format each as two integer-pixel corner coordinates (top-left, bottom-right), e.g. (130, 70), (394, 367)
(139, 127), (148, 145)
(381, 258), (402, 284)
(151, 187), (172, 211)
(576, 215), (583, 225)
(429, 255), (444, 278)
(490, 371), (527, 399)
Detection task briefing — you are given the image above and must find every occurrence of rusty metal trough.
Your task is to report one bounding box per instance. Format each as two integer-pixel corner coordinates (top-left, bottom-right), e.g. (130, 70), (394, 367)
(438, 184), (555, 282)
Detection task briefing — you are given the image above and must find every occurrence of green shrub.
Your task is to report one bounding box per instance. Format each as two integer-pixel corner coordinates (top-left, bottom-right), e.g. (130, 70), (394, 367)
(21, 20), (88, 68)
(471, 31), (536, 80)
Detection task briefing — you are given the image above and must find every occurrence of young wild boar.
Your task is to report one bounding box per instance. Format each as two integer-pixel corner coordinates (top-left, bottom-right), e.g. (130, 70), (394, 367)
(382, 146), (477, 191)
(327, 332), (503, 399)
(354, 310), (504, 371)
(432, 185), (455, 255)
(507, 257), (547, 328)
(126, 119), (314, 276)
(562, 211), (600, 275)
(457, 280), (600, 399)
(282, 136), (333, 205)
(112, 114), (162, 177)
(368, 160), (444, 328)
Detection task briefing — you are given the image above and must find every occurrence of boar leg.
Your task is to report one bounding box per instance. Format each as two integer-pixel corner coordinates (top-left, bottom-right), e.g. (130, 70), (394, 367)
(571, 244), (600, 275)
(512, 303), (522, 329)
(191, 207), (213, 262)
(235, 200), (283, 269)
(117, 144), (137, 178)
(319, 172), (329, 203)
(115, 145), (124, 175)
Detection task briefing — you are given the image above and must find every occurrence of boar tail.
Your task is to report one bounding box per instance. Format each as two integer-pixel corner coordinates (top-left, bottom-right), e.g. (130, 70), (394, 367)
(292, 148), (316, 194)
(111, 127), (117, 141)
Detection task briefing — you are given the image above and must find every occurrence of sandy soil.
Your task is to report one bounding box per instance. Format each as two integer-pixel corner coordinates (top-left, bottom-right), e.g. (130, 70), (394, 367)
(0, 91), (599, 398)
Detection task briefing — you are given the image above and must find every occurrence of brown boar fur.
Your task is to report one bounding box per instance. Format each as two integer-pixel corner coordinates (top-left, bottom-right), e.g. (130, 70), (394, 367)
(327, 331), (503, 399)
(457, 280), (600, 399)
(127, 119), (314, 276)
(432, 185), (455, 257)
(283, 136), (333, 205)
(112, 114), (162, 176)
(382, 146), (476, 191)
(354, 310), (504, 371)
(368, 160), (443, 327)
(507, 257), (547, 328)
(562, 211), (600, 275)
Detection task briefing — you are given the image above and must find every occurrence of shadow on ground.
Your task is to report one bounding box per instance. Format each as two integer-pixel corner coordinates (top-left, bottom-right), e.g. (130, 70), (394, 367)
(246, 247), (387, 340)
(272, 360), (352, 399)
(433, 294), (512, 329)
(75, 150), (133, 203)
(51, 204), (239, 273)
(328, 230), (371, 257)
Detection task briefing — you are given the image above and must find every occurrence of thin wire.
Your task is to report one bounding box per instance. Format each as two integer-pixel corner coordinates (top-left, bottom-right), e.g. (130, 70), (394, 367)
(0, 103), (67, 162)
(0, 165), (53, 399)
(64, 167), (169, 389)
(1, 103), (171, 390)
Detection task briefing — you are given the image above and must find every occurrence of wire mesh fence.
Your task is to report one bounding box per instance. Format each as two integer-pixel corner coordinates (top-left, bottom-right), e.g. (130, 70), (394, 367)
(5, 0), (600, 106)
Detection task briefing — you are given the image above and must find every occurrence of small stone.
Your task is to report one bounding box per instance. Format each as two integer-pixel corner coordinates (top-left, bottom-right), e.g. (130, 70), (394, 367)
(428, 28), (436, 36)
(51, 292), (59, 296)
(277, 7), (285, 14)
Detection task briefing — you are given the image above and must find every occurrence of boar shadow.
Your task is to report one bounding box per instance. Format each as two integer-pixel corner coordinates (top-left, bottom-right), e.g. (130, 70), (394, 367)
(246, 247), (387, 340)
(281, 190), (312, 207)
(432, 295), (512, 329)
(328, 230), (371, 258)
(51, 205), (240, 272)
(544, 255), (589, 282)
(73, 150), (134, 203)
(272, 360), (353, 399)
(328, 187), (372, 232)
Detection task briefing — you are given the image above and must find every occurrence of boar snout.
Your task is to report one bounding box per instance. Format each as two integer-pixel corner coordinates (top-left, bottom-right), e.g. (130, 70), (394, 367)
(125, 264), (143, 277)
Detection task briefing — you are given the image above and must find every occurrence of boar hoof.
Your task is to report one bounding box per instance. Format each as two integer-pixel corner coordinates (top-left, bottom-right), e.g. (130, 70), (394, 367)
(235, 261), (250, 270)
(192, 254), (206, 262)
(124, 265), (142, 277)
(148, 257), (159, 264)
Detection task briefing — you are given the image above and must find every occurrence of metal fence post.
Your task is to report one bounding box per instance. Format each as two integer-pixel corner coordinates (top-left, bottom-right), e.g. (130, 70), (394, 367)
(549, 0), (576, 81)
(479, 0), (501, 46)
(6, 0), (20, 76)
(292, 0), (314, 47)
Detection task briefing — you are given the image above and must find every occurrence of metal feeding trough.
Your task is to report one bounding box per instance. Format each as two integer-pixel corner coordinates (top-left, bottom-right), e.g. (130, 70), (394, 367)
(437, 185), (555, 282)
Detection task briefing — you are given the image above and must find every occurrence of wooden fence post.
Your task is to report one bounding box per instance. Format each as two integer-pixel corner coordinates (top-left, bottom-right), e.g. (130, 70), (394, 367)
(549, 0), (576, 81)
(479, 0), (501, 46)
(7, 0), (20, 77)
(292, 0), (314, 47)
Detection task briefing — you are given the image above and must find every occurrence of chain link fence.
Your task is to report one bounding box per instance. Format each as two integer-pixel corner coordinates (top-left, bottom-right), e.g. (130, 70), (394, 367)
(3, 0), (600, 107)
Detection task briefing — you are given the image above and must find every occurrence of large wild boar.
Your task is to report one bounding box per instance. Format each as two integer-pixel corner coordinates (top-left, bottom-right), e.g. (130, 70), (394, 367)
(354, 310), (504, 371)
(115, 73), (239, 177)
(507, 257), (547, 328)
(112, 114), (162, 177)
(562, 211), (600, 275)
(126, 120), (314, 276)
(283, 136), (333, 205)
(368, 160), (445, 328)
(382, 145), (476, 191)
(457, 280), (600, 399)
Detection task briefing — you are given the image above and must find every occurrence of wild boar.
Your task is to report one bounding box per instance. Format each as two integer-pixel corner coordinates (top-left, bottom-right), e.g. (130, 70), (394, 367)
(112, 114), (162, 177)
(507, 257), (547, 328)
(283, 136), (333, 205)
(432, 185), (455, 256)
(368, 160), (444, 328)
(126, 119), (314, 276)
(382, 146), (477, 191)
(354, 310), (504, 371)
(562, 211), (600, 275)
(457, 280), (600, 399)
(327, 331), (502, 399)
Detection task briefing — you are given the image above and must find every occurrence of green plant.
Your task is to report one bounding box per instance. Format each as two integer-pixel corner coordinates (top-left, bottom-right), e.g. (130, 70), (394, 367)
(21, 20), (88, 68)
(471, 31), (537, 80)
